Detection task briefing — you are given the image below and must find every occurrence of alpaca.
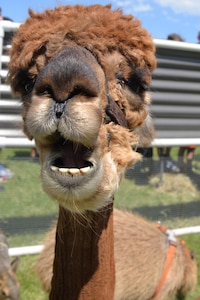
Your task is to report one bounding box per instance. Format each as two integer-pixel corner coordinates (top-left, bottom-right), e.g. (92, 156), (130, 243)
(0, 232), (20, 300)
(7, 4), (195, 300)
(8, 5), (198, 299)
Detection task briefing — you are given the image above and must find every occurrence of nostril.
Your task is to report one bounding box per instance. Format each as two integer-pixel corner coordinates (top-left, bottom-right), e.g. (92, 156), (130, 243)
(54, 102), (66, 118)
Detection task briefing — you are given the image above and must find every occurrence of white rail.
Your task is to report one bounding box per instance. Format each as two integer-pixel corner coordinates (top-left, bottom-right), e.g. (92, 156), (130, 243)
(154, 38), (200, 52)
(0, 137), (35, 147)
(9, 245), (44, 257)
(152, 138), (200, 147)
(1, 138), (200, 149)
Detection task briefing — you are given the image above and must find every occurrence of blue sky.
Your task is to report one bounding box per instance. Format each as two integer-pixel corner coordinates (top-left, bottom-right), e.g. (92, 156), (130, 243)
(1, 0), (200, 43)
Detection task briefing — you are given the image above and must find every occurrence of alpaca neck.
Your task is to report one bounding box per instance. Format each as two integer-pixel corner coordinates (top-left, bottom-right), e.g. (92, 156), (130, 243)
(50, 203), (115, 300)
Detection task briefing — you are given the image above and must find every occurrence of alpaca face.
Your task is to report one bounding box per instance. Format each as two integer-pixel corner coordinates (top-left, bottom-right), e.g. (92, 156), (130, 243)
(8, 5), (156, 212)
(24, 45), (121, 212)
(19, 45), (142, 212)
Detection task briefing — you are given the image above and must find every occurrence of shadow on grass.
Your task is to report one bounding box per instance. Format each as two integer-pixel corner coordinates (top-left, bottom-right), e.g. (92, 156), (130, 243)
(132, 199), (200, 222)
(7, 149), (39, 162)
(0, 214), (57, 236)
(126, 158), (200, 190)
(1, 199), (200, 236)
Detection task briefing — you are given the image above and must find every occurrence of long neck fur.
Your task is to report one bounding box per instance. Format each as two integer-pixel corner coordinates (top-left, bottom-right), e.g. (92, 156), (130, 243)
(50, 203), (115, 300)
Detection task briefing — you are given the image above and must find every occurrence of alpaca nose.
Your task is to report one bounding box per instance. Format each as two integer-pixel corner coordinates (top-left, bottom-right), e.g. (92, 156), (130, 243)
(54, 101), (66, 118)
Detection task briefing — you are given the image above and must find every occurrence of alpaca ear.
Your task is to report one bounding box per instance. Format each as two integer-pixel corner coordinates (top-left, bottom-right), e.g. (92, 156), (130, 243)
(11, 257), (20, 273)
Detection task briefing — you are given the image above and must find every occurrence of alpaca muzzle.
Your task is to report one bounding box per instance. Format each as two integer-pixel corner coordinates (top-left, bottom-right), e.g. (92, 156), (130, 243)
(54, 101), (66, 118)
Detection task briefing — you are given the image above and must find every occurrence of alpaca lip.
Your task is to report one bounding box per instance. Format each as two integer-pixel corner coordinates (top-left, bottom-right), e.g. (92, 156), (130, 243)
(48, 159), (96, 188)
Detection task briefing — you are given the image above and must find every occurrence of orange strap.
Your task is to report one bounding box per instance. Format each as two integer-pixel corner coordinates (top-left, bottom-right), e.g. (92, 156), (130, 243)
(151, 224), (177, 299)
(181, 240), (190, 260)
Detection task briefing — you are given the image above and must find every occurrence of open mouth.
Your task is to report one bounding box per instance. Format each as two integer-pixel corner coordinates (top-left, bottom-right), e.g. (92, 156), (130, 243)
(49, 138), (94, 177)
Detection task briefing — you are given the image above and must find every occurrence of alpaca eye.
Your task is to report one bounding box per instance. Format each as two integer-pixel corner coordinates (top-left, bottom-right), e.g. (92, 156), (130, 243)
(116, 72), (126, 85)
(126, 78), (148, 94)
(24, 81), (35, 94)
(125, 72), (148, 94)
(116, 72), (147, 95)
(68, 85), (96, 99)
(36, 85), (54, 97)
(71, 86), (83, 96)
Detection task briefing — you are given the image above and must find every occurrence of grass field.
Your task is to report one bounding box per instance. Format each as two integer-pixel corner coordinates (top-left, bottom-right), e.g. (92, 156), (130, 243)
(0, 147), (200, 299)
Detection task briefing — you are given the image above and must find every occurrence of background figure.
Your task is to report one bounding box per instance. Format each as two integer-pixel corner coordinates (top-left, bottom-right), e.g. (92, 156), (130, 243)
(197, 31), (200, 43)
(157, 146), (178, 172)
(157, 33), (184, 173)
(167, 33), (185, 41)
(178, 145), (196, 174)
(0, 7), (13, 21)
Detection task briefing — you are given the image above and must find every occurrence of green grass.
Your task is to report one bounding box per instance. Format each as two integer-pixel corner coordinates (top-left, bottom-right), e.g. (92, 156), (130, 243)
(16, 255), (48, 300)
(0, 149), (57, 218)
(0, 147), (200, 299)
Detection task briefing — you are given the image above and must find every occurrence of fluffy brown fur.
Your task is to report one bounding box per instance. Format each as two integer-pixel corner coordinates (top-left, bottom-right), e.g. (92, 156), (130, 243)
(36, 209), (197, 300)
(0, 233), (20, 300)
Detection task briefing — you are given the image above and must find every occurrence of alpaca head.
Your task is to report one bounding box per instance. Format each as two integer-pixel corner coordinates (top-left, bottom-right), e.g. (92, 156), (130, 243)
(8, 5), (156, 212)
(0, 258), (20, 300)
(0, 233), (20, 300)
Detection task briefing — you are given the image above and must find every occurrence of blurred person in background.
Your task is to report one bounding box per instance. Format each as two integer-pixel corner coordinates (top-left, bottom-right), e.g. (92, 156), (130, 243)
(178, 145), (197, 174)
